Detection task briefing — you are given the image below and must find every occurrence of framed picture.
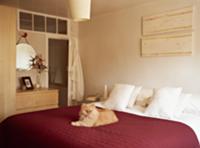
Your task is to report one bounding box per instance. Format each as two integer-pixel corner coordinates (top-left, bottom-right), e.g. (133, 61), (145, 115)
(21, 76), (34, 90)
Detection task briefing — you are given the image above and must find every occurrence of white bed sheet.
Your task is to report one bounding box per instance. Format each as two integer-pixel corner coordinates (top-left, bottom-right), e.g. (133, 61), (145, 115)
(95, 102), (200, 142)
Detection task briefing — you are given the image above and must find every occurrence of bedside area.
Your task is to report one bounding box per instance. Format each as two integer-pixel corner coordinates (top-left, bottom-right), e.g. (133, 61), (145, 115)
(16, 88), (59, 114)
(71, 96), (104, 106)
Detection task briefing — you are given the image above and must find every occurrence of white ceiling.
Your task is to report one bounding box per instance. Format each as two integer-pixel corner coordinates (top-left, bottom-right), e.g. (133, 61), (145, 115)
(92, 0), (151, 16)
(0, 0), (152, 17)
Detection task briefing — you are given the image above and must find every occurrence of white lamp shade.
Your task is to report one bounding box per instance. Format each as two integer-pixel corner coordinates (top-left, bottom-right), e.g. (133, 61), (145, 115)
(68, 0), (91, 21)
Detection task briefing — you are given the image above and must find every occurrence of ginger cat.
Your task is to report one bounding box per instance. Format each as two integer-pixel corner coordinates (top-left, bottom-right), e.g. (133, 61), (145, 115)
(71, 103), (118, 127)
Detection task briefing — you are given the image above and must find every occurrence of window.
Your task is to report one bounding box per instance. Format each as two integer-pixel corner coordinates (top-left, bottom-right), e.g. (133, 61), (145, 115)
(46, 17), (56, 33)
(58, 19), (67, 34)
(18, 10), (68, 35)
(20, 12), (32, 30)
(34, 15), (45, 32)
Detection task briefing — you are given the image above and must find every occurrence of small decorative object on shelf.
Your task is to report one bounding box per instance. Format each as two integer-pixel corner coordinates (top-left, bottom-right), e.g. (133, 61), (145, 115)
(103, 84), (108, 100)
(86, 96), (99, 102)
(82, 95), (101, 104)
(30, 54), (47, 88)
(21, 76), (34, 90)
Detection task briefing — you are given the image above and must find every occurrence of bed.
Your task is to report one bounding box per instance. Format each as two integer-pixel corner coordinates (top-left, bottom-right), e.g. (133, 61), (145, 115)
(1, 106), (199, 148)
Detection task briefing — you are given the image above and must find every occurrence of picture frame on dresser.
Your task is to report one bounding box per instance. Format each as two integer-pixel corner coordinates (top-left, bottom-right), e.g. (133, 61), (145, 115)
(21, 76), (34, 90)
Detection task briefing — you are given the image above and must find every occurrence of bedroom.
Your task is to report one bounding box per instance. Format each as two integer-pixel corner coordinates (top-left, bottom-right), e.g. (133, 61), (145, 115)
(0, 0), (200, 147)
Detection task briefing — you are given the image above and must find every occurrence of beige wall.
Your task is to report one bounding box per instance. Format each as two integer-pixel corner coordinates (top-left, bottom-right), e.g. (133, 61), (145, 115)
(79, 0), (200, 96)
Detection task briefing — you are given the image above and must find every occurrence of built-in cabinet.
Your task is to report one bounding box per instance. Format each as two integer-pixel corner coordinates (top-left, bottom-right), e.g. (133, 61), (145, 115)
(0, 5), (16, 121)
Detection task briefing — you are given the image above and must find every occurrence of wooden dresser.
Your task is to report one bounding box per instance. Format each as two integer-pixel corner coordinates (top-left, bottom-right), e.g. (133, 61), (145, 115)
(16, 88), (59, 114)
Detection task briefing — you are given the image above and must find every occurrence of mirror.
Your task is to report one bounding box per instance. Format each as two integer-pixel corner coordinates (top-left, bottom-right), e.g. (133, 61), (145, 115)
(16, 43), (36, 70)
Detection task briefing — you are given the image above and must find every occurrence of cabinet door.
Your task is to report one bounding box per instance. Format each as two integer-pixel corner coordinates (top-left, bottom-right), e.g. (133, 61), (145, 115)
(20, 12), (32, 30)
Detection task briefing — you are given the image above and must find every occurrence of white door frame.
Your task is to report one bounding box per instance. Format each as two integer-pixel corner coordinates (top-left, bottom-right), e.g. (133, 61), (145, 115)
(17, 8), (77, 106)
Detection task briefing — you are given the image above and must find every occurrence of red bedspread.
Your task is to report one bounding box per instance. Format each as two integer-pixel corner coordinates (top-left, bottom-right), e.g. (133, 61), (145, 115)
(1, 106), (199, 148)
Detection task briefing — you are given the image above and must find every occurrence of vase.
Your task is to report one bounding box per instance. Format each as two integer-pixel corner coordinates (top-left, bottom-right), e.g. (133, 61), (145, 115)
(36, 72), (42, 88)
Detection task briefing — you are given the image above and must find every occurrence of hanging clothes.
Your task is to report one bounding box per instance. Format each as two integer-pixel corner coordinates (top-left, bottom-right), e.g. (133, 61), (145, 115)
(68, 38), (84, 104)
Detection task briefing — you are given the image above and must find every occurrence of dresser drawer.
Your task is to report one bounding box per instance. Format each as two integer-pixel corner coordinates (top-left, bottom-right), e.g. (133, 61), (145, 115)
(16, 94), (35, 110)
(16, 89), (59, 112)
(34, 91), (58, 107)
(16, 105), (58, 114)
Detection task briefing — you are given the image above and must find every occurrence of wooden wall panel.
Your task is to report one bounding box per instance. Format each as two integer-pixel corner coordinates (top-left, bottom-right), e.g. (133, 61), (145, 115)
(0, 6), (16, 121)
(0, 63), (4, 121)
(141, 34), (192, 56)
(143, 7), (193, 35)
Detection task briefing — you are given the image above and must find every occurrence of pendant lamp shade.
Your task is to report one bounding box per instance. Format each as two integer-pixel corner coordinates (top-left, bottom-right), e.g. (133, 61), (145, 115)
(68, 0), (91, 22)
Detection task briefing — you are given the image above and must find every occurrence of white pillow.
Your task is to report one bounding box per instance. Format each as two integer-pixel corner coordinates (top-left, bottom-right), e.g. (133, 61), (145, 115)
(174, 93), (191, 117)
(104, 84), (135, 111)
(127, 86), (142, 108)
(133, 104), (146, 113)
(183, 94), (200, 116)
(145, 87), (182, 119)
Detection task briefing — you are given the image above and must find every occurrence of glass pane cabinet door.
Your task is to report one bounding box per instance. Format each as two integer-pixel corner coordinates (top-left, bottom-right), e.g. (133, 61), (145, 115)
(58, 19), (67, 35)
(46, 17), (56, 33)
(34, 15), (45, 32)
(20, 12), (32, 30)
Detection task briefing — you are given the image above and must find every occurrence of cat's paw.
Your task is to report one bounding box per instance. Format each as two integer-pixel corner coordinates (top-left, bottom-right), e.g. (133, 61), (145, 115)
(71, 121), (79, 126)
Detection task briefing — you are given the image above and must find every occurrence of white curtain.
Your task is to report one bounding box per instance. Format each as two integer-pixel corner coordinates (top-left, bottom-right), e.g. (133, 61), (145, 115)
(68, 38), (84, 104)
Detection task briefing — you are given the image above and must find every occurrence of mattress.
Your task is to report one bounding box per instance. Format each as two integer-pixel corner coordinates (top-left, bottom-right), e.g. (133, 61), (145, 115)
(1, 106), (199, 148)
